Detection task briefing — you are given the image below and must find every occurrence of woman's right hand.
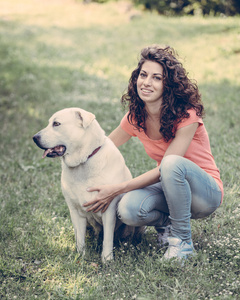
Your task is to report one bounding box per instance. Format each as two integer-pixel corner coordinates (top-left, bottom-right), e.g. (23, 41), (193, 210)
(83, 183), (124, 213)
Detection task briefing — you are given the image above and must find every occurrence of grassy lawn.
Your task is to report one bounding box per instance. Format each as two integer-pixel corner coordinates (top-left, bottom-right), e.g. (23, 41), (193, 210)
(0, 0), (240, 299)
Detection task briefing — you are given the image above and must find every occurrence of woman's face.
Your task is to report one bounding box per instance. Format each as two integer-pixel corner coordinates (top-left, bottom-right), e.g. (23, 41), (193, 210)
(137, 60), (164, 105)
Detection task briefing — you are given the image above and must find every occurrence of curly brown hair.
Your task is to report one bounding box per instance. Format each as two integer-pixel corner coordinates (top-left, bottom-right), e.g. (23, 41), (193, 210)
(121, 45), (204, 142)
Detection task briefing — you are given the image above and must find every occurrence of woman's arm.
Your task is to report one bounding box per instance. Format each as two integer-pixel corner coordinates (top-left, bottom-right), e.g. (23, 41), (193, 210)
(84, 122), (199, 213)
(108, 125), (132, 147)
(84, 166), (160, 213)
(164, 122), (199, 157)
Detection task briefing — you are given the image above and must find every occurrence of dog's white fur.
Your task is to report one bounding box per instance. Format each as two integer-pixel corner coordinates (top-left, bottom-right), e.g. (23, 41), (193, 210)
(33, 107), (136, 262)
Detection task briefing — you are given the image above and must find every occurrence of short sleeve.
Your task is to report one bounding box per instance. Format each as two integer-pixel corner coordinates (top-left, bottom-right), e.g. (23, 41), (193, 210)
(120, 112), (137, 137)
(177, 109), (203, 130)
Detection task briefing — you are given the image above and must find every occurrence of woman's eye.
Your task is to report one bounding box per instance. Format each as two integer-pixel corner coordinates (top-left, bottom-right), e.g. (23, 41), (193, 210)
(53, 121), (61, 127)
(140, 73), (146, 78)
(154, 76), (162, 81)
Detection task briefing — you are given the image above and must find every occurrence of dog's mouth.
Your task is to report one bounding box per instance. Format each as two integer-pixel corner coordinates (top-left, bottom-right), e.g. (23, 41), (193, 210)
(42, 145), (66, 158)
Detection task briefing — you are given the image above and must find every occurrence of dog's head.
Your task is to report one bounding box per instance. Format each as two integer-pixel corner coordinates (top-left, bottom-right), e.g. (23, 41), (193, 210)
(33, 108), (104, 166)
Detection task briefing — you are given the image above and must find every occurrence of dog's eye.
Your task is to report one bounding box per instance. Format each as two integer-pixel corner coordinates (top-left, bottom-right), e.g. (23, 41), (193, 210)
(53, 121), (61, 127)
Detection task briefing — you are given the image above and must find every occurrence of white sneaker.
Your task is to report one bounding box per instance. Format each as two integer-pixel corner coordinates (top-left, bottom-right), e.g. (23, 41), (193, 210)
(162, 237), (196, 260)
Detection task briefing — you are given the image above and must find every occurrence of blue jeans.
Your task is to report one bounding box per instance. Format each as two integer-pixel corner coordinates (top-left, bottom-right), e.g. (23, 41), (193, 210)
(117, 155), (222, 241)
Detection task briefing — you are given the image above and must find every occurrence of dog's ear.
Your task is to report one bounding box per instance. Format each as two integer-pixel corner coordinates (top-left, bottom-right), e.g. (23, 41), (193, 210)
(75, 109), (95, 128)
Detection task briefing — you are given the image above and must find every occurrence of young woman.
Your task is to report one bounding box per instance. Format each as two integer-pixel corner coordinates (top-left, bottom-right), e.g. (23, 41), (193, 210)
(84, 45), (223, 261)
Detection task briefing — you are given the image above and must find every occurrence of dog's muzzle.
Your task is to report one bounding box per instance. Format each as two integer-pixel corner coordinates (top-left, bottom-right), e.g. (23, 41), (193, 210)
(33, 134), (66, 158)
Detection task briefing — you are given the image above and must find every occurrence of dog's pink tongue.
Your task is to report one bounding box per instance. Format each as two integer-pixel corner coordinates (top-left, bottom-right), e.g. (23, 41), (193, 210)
(42, 149), (52, 159)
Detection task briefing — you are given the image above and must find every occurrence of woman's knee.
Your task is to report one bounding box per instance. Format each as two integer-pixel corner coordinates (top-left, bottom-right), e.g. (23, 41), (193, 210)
(117, 189), (154, 226)
(160, 155), (185, 179)
(117, 193), (139, 226)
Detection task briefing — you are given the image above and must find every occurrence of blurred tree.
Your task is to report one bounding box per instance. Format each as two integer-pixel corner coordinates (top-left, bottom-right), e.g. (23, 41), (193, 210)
(132, 0), (240, 16)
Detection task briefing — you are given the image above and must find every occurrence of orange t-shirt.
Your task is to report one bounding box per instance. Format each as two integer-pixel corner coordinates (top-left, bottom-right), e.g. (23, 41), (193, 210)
(120, 109), (224, 202)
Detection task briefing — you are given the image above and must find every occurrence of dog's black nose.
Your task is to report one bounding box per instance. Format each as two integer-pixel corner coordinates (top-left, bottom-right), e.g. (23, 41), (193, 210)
(33, 134), (41, 146)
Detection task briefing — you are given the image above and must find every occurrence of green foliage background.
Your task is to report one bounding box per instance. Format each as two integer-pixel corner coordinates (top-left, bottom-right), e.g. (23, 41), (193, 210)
(138, 0), (240, 15)
(90, 0), (240, 16)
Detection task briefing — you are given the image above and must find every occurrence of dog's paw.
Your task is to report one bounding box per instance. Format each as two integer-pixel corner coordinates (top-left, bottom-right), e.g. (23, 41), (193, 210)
(101, 251), (114, 263)
(76, 244), (86, 257)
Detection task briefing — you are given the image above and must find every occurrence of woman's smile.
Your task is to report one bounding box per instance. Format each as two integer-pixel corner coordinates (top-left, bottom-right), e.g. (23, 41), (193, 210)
(141, 88), (153, 94)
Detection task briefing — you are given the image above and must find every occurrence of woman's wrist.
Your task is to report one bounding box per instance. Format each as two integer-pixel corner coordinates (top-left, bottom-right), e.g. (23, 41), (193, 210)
(116, 181), (129, 195)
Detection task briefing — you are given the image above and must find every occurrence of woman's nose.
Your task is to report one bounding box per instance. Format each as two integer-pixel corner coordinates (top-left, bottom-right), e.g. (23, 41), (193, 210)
(143, 76), (151, 86)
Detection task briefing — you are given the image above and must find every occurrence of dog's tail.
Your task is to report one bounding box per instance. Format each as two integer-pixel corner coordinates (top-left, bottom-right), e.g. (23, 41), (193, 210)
(114, 223), (146, 244)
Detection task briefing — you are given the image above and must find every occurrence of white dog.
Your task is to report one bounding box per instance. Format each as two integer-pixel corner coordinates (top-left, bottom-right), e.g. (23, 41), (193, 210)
(33, 107), (139, 262)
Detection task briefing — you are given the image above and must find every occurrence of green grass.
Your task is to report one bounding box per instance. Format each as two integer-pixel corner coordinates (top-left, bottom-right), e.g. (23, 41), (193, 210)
(0, 0), (240, 299)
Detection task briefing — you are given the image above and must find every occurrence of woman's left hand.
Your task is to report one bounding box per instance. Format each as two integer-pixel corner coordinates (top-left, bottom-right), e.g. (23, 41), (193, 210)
(83, 184), (121, 213)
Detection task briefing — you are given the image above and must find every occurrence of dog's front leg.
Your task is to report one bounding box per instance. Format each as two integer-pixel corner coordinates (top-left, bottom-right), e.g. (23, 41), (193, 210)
(69, 208), (87, 255)
(101, 202), (118, 262)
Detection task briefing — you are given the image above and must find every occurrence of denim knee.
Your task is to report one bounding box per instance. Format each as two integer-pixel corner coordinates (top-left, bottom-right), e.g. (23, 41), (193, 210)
(117, 192), (153, 226)
(160, 155), (185, 180)
(117, 196), (136, 226)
